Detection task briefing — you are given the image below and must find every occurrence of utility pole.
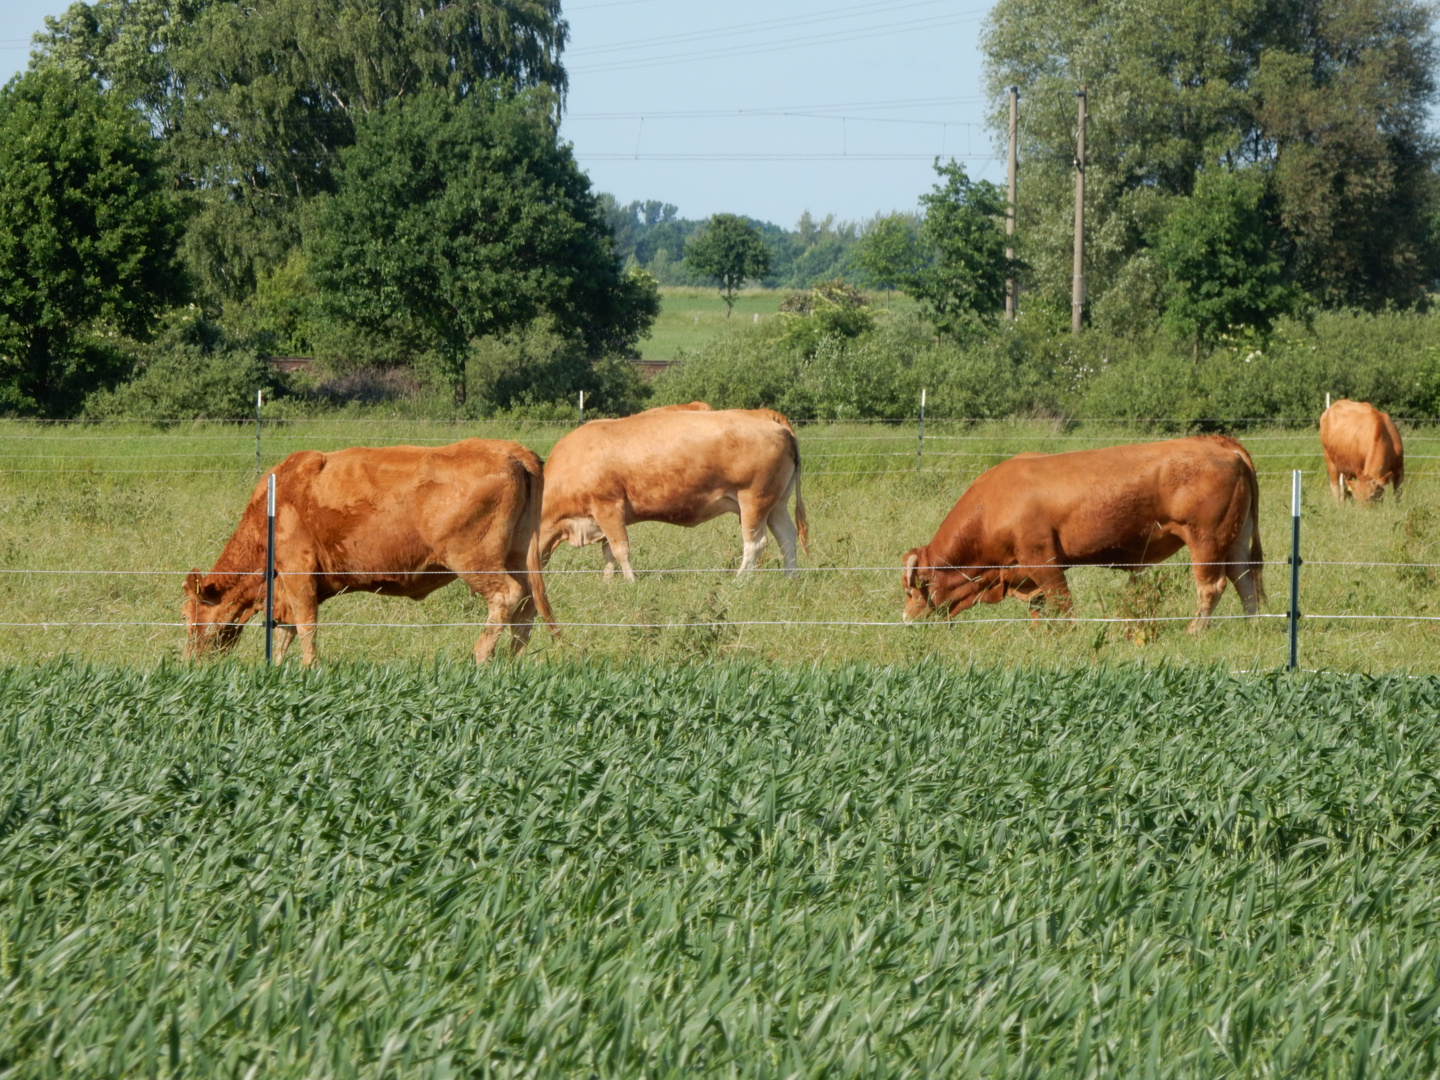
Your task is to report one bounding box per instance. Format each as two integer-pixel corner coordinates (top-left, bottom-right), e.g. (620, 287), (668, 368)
(1005, 85), (1019, 320)
(1071, 85), (1086, 336)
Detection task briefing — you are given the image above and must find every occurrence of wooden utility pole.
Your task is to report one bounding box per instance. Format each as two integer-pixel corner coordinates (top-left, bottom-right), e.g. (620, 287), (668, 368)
(1005, 85), (1019, 320)
(1071, 85), (1086, 336)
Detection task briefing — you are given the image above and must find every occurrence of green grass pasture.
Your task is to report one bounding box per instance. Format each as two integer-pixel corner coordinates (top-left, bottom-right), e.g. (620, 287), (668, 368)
(637, 287), (784, 358)
(3, 661), (1440, 1076)
(1, 418), (1439, 671)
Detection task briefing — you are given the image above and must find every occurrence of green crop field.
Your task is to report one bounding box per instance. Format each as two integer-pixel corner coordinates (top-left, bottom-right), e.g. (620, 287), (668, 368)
(0, 417), (1439, 672)
(3, 661), (1440, 1077)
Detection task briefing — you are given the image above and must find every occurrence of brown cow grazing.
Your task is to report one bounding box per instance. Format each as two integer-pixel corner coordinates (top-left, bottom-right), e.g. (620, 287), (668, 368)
(541, 408), (808, 580)
(183, 440), (555, 665)
(1320, 398), (1404, 504)
(902, 436), (1265, 632)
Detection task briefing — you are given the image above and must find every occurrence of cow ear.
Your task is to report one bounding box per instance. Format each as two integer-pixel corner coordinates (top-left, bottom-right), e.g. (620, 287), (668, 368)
(903, 551), (921, 589)
(185, 571), (224, 606)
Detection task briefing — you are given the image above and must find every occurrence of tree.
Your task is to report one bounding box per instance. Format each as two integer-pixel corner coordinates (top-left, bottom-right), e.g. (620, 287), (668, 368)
(982, 0), (1437, 316)
(1154, 169), (1298, 356)
(852, 213), (923, 302)
(33, 0), (571, 308)
(307, 87), (657, 404)
(0, 69), (184, 416)
(686, 214), (772, 316)
(909, 162), (1010, 336)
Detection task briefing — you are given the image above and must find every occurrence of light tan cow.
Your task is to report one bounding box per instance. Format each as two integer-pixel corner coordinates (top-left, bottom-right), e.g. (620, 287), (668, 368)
(1320, 398), (1404, 503)
(183, 440), (555, 665)
(540, 408), (808, 580)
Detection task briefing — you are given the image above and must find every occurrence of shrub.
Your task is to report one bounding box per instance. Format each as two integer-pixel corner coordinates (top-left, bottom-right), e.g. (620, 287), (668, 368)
(82, 311), (287, 421)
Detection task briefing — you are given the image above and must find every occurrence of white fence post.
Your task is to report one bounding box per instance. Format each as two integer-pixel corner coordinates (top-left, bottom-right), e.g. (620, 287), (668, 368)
(916, 389), (927, 475)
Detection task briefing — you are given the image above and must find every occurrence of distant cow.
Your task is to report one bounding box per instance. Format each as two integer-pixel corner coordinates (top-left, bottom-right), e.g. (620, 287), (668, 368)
(183, 440), (555, 665)
(902, 436), (1265, 631)
(1320, 399), (1404, 503)
(541, 408), (808, 580)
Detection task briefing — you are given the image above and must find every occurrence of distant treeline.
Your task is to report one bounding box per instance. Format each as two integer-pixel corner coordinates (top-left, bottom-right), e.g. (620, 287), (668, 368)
(598, 198), (899, 290)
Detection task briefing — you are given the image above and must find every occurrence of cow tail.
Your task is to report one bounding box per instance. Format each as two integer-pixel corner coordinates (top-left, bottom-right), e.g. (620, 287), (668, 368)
(523, 461), (559, 638)
(1245, 456), (1266, 607)
(789, 429), (810, 556)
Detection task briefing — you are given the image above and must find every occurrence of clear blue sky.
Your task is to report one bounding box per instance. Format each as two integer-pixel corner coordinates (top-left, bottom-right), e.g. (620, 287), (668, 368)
(1, 0), (1000, 229)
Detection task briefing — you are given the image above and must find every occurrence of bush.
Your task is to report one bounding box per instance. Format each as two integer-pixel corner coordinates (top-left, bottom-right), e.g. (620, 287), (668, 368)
(651, 311), (1066, 420)
(1074, 310), (1440, 423)
(82, 311), (287, 421)
(467, 318), (650, 417)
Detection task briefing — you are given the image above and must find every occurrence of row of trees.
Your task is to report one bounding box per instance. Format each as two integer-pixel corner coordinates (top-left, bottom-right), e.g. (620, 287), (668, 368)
(983, 0), (1440, 345)
(0, 0), (660, 414)
(599, 199), (877, 290)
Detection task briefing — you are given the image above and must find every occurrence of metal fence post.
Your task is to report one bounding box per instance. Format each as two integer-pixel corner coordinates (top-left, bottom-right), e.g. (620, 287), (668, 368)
(579, 390), (585, 425)
(1289, 469), (1301, 672)
(254, 389), (263, 476)
(916, 388), (926, 475)
(265, 472), (276, 665)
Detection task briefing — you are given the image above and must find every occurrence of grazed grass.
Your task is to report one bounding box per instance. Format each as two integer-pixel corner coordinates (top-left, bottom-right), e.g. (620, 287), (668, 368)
(3, 661), (1440, 1077)
(1, 418), (1440, 671)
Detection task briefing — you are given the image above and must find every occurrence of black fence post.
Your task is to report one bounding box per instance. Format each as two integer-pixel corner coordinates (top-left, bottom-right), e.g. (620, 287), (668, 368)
(1288, 469), (1301, 672)
(265, 472), (276, 665)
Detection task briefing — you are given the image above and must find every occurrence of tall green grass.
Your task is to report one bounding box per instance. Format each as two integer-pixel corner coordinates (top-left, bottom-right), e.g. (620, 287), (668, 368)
(2, 418), (1440, 672)
(3, 661), (1440, 1076)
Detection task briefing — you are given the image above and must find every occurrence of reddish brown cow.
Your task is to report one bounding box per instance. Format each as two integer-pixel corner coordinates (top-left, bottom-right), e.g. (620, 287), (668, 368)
(1320, 398), (1404, 503)
(902, 436), (1265, 631)
(183, 440), (555, 665)
(541, 408), (808, 580)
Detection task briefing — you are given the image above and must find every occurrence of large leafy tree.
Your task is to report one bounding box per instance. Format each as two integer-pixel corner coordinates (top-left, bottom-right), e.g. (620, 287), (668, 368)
(909, 162), (1010, 336)
(308, 87), (657, 404)
(1154, 169), (1298, 355)
(983, 0), (1437, 317)
(686, 215), (772, 317)
(851, 213), (923, 301)
(32, 0), (570, 307)
(0, 69), (184, 416)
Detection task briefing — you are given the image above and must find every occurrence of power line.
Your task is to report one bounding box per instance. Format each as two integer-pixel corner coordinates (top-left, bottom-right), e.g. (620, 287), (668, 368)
(569, 13), (986, 74)
(567, 0), (969, 57)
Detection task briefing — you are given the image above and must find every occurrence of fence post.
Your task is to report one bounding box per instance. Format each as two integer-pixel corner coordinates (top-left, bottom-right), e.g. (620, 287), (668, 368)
(579, 390), (585, 425)
(1288, 469), (1301, 672)
(254, 389), (263, 476)
(265, 472), (276, 666)
(916, 388), (926, 475)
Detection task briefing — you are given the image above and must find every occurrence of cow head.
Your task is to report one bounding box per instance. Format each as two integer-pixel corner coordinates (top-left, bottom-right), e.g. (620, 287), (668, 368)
(902, 549), (935, 622)
(1347, 475), (1386, 504)
(182, 569), (252, 657)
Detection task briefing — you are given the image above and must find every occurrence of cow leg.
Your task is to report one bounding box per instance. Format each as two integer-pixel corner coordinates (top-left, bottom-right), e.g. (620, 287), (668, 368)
(272, 624), (298, 664)
(592, 508), (636, 582)
(767, 504), (800, 577)
(288, 577), (321, 667)
(1326, 457), (1344, 504)
(1225, 525), (1260, 619)
(1187, 549), (1229, 633)
(508, 592), (536, 655)
(736, 497), (770, 575)
(468, 573), (525, 663)
(1035, 570), (1073, 619)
